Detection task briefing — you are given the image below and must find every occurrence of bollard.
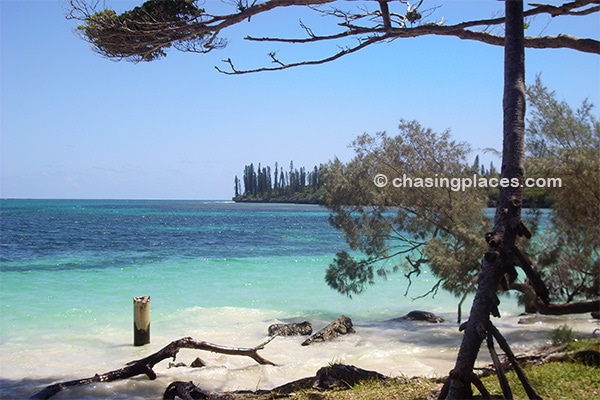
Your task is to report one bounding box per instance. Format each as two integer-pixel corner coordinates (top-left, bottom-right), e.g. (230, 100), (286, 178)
(133, 295), (150, 346)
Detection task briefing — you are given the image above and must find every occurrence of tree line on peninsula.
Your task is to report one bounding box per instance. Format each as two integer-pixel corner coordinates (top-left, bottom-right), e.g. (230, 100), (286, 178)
(233, 161), (325, 204)
(232, 153), (548, 207)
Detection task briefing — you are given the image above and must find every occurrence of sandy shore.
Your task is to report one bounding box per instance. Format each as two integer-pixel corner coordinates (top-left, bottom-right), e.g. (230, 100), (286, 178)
(3, 311), (598, 399)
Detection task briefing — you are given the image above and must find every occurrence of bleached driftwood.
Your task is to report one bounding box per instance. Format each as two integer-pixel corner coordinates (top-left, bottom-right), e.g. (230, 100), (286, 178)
(29, 336), (276, 400)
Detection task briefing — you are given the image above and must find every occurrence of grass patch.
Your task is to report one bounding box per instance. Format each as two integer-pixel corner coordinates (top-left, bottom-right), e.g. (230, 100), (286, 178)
(287, 378), (439, 400)
(477, 337), (600, 399)
(479, 362), (600, 399)
(285, 339), (600, 400)
(567, 336), (600, 353)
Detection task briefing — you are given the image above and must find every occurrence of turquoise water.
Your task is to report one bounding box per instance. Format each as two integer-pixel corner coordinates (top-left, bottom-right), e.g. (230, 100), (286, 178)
(0, 200), (595, 399)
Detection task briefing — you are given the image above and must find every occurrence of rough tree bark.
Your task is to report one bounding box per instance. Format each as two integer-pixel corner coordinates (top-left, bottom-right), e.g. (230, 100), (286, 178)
(29, 336), (276, 400)
(442, 1), (540, 398)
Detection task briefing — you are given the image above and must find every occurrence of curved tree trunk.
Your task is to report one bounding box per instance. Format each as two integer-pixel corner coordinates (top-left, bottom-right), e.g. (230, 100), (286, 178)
(443, 1), (537, 398)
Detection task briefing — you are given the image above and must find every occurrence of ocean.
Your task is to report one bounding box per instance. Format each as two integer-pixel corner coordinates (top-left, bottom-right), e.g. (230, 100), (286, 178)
(0, 199), (596, 399)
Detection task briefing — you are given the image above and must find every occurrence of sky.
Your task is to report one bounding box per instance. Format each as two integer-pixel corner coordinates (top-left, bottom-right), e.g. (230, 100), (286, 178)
(1, 0), (599, 200)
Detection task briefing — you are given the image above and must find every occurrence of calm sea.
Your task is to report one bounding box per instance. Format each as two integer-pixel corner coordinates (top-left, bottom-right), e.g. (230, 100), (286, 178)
(0, 200), (595, 399)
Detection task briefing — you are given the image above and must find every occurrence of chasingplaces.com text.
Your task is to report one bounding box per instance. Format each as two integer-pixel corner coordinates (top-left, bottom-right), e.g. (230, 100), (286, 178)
(373, 173), (562, 192)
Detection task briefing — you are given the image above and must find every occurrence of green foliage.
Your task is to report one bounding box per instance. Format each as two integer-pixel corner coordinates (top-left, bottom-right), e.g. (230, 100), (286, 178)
(78, 0), (209, 62)
(325, 252), (376, 297)
(323, 120), (491, 299)
(321, 80), (598, 311)
(549, 324), (574, 345)
(526, 76), (600, 304)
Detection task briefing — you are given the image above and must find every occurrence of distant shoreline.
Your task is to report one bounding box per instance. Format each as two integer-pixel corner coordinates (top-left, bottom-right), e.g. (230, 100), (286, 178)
(232, 197), (551, 208)
(232, 196), (323, 205)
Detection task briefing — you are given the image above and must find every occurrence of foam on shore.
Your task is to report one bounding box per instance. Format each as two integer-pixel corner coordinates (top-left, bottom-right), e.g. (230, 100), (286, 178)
(1, 306), (597, 399)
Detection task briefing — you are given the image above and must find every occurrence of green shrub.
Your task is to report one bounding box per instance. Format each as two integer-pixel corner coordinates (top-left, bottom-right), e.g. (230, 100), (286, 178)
(549, 324), (574, 345)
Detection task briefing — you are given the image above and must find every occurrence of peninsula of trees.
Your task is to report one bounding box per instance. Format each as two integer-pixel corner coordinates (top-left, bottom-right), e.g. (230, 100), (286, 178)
(233, 161), (325, 204)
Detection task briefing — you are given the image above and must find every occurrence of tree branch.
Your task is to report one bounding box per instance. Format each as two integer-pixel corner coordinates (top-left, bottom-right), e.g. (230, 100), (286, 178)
(29, 336), (276, 400)
(535, 298), (600, 314)
(488, 322), (542, 400)
(217, 33), (391, 74)
(511, 245), (550, 304)
(68, 0), (599, 69)
(486, 332), (512, 399)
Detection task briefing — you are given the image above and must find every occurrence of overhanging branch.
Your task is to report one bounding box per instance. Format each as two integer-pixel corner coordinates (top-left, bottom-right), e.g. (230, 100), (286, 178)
(68, 0), (599, 68)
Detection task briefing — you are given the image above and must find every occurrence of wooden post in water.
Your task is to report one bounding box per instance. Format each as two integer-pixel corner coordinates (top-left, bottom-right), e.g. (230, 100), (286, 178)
(133, 295), (150, 346)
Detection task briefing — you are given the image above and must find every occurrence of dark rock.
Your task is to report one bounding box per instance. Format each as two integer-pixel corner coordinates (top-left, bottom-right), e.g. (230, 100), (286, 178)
(163, 381), (210, 399)
(267, 321), (312, 336)
(591, 311), (599, 319)
(312, 364), (387, 390)
(574, 350), (600, 366)
(190, 357), (206, 368)
(272, 364), (388, 393)
(301, 315), (354, 346)
(400, 310), (445, 323)
(518, 315), (538, 324)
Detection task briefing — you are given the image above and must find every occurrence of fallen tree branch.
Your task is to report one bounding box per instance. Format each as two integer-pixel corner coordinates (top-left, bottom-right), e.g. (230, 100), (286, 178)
(536, 299), (600, 315)
(29, 336), (277, 400)
(507, 342), (600, 367)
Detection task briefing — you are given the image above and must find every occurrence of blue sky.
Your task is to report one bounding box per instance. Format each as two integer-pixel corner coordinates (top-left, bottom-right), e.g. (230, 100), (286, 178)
(1, 0), (598, 200)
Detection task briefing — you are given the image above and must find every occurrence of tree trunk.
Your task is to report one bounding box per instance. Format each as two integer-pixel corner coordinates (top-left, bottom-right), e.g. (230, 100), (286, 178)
(444, 1), (528, 398)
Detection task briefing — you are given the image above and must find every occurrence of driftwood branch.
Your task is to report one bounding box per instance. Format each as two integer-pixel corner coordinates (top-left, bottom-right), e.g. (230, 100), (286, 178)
(510, 343), (600, 366)
(29, 336), (276, 400)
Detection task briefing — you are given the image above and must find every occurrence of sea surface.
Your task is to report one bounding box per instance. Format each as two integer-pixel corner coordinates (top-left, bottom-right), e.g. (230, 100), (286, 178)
(0, 199), (596, 399)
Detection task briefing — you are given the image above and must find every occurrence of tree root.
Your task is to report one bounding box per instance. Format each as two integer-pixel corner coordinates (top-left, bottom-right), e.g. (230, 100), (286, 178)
(29, 336), (277, 400)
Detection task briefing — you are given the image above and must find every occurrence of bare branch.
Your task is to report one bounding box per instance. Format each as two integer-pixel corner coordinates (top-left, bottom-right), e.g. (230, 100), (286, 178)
(216, 33), (390, 74)
(411, 278), (443, 301)
(528, 0), (600, 17)
(403, 254), (427, 296)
